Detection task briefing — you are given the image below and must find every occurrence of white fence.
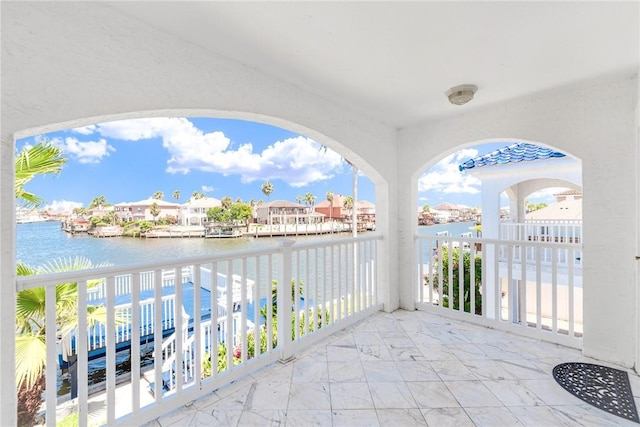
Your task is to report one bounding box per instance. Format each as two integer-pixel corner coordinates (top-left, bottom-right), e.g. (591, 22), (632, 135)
(500, 221), (582, 244)
(416, 234), (583, 348)
(15, 234), (382, 427)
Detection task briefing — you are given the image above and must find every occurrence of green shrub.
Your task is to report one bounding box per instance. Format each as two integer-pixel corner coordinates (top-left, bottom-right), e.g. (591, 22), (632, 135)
(426, 246), (482, 314)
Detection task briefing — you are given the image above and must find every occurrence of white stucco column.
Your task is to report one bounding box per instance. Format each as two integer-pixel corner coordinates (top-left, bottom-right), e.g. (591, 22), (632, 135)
(0, 132), (17, 426)
(481, 182), (502, 319)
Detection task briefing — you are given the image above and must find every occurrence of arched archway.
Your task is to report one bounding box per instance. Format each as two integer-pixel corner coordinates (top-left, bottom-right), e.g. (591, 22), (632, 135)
(413, 139), (584, 346)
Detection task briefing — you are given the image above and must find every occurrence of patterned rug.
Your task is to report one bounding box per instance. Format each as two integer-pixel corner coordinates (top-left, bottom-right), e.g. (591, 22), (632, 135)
(553, 362), (639, 423)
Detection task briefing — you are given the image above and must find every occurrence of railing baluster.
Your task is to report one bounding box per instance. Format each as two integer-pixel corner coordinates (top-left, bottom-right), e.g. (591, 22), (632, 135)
(278, 239), (294, 361)
(45, 284), (56, 427)
(106, 276), (116, 425)
(266, 255), (274, 353)
(458, 239), (464, 313)
(447, 241), (453, 312)
(329, 245), (335, 325)
(252, 257), (260, 358)
(153, 269), (163, 403)
(240, 258), (248, 362)
(313, 249), (319, 327)
(518, 244), (529, 328)
(535, 246), (542, 330)
(552, 248), (558, 333)
(193, 263), (202, 387)
(293, 250), (300, 340)
(78, 279), (88, 427)
(568, 248), (575, 337)
(211, 262), (219, 377)
(175, 267), (184, 393)
(131, 273), (141, 414)
(225, 260), (234, 368)
(305, 248), (310, 334)
(493, 243), (500, 321)
(417, 238), (424, 303)
(469, 241), (476, 315)
(507, 244), (513, 324)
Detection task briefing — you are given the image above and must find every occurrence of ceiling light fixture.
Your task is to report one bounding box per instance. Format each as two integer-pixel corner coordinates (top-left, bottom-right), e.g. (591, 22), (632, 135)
(446, 84), (478, 106)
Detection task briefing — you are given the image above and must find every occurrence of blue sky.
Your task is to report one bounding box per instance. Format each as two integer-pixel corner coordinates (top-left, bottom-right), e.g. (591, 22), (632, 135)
(17, 117), (565, 212)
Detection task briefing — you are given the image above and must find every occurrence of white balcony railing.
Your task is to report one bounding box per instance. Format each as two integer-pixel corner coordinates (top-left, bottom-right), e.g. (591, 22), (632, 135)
(15, 235), (382, 426)
(500, 221), (582, 244)
(416, 235), (583, 349)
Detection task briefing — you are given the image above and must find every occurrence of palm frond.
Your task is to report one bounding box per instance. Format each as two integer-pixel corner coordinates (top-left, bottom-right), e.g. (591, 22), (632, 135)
(15, 288), (46, 324)
(15, 334), (47, 389)
(15, 141), (66, 207)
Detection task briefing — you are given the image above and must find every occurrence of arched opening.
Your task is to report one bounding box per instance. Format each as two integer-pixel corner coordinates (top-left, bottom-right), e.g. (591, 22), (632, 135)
(15, 113), (382, 266)
(415, 139), (583, 347)
(12, 111), (388, 423)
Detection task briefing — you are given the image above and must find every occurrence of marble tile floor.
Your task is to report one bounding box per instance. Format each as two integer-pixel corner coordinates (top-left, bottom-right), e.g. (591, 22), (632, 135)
(143, 310), (640, 426)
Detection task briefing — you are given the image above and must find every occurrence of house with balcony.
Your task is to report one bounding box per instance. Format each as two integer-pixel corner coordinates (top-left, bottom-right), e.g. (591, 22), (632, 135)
(255, 200), (320, 225)
(2, 2), (639, 426)
(114, 199), (181, 223)
(314, 194), (351, 222)
(179, 196), (221, 226)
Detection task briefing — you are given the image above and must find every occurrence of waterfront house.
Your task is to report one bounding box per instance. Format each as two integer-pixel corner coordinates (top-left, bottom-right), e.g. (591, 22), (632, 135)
(314, 194), (349, 222)
(179, 196), (221, 226)
(15, 207), (47, 224)
(2, 2), (639, 426)
(255, 200), (314, 225)
(356, 200), (376, 230)
(114, 198), (181, 223)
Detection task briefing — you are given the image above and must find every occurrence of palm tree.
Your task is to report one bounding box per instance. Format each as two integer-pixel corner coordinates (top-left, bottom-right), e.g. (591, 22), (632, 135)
(221, 196), (233, 210)
(150, 202), (161, 224)
(172, 190), (181, 224)
(192, 191), (205, 200)
(72, 207), (87, 217)
(89, 195), (107, 209)
(326, 191), (334, 223)
(304, 192), (316, 208)
(153, 191), (164, 200)
(261, 181), (274, 201)
(318, 144), (359, 235)
(344, 195), (354, 223)
(15, 140), (66, 207)
(304, 192), (316, 225)
(16, 257), (112, 426)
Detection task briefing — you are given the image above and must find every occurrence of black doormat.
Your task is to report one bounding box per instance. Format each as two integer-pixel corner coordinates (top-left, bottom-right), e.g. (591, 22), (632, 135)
(553, 362), (639, 423)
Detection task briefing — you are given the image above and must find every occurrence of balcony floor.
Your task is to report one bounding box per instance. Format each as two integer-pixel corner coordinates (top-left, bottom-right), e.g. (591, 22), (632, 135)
(142, 310), (640, 426)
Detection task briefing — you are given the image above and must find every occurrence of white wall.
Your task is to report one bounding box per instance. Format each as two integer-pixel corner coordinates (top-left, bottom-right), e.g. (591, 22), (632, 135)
(0, 3), (400, 423)
(2, 4), (639, 425)
(2, 2), (401, 300)
(398, 73), (639, 367)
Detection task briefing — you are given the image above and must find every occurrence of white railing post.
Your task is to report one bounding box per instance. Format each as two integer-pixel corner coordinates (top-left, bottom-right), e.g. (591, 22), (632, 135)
(278, 239), (295, 362)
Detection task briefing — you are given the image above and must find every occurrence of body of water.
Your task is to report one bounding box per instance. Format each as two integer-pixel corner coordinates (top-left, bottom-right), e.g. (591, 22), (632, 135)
(18, 221), (289, 267)
(18, 221), (479, 267)
(418, 221), (479, 237)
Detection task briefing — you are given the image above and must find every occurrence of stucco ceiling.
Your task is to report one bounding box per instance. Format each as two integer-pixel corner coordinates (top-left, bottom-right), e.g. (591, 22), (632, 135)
(108, 2), (638, 128)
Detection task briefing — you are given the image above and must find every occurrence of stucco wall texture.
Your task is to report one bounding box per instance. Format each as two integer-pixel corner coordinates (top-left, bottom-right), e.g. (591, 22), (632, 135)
(1, 2), (639, 424)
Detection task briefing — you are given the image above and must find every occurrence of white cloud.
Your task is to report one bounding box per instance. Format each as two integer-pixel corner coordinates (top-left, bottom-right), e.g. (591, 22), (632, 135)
(201, 185), (214, 193)
(51, 137), (115, 164)
(71, 125), (97, 135)
(43, 200), (83, 212)
(90, 118), (344, 187)
(527, 187), (572, 203)
(418, 149), (481, 195)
